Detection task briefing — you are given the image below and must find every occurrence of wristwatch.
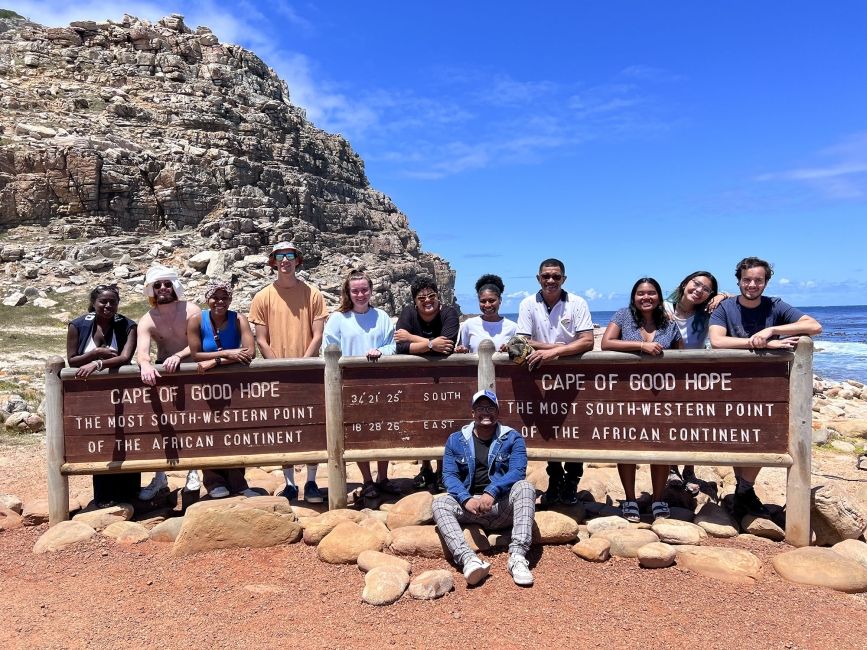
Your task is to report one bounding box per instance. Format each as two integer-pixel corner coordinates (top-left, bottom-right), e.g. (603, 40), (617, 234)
(428, 339), (433, 350)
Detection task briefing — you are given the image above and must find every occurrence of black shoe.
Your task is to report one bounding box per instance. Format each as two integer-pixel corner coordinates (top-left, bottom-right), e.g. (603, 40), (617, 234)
(412, 466), (436, 491)
(560, 480), (579, 506)
(732, 488), (771, 520)
(432, 469), (445, 493)
(541, 479), (561, 507)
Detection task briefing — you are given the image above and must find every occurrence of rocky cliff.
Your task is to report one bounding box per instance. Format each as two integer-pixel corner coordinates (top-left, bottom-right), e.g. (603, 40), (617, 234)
(0, 12), (455, 311)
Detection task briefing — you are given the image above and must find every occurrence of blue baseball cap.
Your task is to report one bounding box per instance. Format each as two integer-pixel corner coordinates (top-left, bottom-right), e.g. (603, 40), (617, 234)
(471, 389), (498, 408)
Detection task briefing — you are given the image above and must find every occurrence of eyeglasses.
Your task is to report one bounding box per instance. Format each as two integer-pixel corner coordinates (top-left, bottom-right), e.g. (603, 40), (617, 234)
(689, 280), (713, 295)
(274, 252), (297, 261)
(153, 280), (174, 289)
(474, 405), (497, 413)
(540, 273), (563, 281)
(416, 292), (438, 302)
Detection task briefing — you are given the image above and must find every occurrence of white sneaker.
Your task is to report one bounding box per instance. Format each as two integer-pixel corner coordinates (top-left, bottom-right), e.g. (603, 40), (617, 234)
(507, 553), (534, 586)
(462, 555), (491, 586)
(184, 470), (201, 492)
(138, 472), (168, 501)
(208, 486), (230, 499)
(240, 488), (259, 498)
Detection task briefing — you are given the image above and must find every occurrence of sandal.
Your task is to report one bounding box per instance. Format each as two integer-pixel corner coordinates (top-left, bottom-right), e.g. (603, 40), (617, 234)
(621, 500), (640, 523)
(651, 501), (670, 520)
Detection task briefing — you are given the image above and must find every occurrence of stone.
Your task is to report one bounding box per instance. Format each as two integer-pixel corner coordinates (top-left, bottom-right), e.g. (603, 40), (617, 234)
(811, 484), (867, 544)
(317, 521), (385, 564)
(32, 297), (58, 308)
(571, 537), (611, 562)
(831, 539), (867, 571)
(362, 566), (410, 606)
(638, 542), (676, 569)
(812, 427), (831, 445)
(2, 292), (26, 307)
(593, 528), (659, 558)
(674, 545), (762, 584)
(408, 569), (454, 600)
(102, 521), (150, 543)
(0, 506), (24, 531)
(357, 550), (411, 575)
(741, 515), (785, 541)
(772, 547), (867, 593)
(73, 504), (134, 531)
(21, 499), (50, 526)
(651, 519), (706, 545)
(694, 502), (740, 538)
(302, 509), (367, 545)
(172, 500), (302, 556)
(33, 521), (96, 554)
(0, 494), (23, 514)
(533, 510), (580, 544)
(4, 412), (33, 431)
(386, 491), (433, 529)
(387, 525), (486, 559)
(828, 419), (867, 438)
(830, 440), (857, 453)
(586, 515), (631, 535)
(149, 517), (184, 542)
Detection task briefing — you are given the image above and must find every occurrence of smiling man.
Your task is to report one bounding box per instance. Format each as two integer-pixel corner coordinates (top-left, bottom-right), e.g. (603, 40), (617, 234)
(432, 390), (535, 586)
(516, 258), (594, 506)
(709, 256), (822, 522)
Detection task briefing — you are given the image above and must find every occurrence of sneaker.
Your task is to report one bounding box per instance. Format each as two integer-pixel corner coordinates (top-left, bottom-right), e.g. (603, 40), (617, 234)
(666, 468), (684, 489)
(732, 487), (771, 521)
(682, 470), (700, 496)
(412, 466), (436, 491)
(462, 555), (491, 585)
(138, 473), (168, 501)
(375, 479), (402, 496)
(277, 483), (298, 501)
(560, 479), (579, 506)
(240, 488), (259, 498)
(540, 479), (561, 507)
(184, 470), (201, 493)
(304, 481), (324, 504)
(507, 553), (534, 586)
(208, 486), (230, 499)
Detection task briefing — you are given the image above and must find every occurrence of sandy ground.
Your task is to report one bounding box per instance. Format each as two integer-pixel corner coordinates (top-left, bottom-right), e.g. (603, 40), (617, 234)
(2, 437), (867, 649)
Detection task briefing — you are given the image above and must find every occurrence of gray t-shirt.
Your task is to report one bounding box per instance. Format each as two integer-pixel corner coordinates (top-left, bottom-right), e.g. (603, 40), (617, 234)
(709, 296), (805, 339)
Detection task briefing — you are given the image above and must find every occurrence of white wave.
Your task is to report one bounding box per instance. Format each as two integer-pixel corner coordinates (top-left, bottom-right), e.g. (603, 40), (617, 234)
(814, 340), (867, 359)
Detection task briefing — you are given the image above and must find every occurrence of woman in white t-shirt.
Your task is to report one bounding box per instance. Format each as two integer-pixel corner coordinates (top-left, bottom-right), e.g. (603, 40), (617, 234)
(455, 274), (518, 354)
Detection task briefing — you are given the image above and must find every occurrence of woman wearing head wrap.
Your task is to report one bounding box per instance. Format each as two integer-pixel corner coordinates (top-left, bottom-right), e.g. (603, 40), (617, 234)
(455, 274), (518, 353)
(66, 283), (141, 508)
(187, 280), (258, 498)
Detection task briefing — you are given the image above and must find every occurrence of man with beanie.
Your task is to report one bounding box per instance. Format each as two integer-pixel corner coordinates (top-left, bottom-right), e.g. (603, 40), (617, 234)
(136, 264), (202, 500)
(248, 242), (328, 503)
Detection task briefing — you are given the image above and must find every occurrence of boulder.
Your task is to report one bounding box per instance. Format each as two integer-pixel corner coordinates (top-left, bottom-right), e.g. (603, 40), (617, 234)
(592, 528), (659, 558)
(0, 494), (23, 514)
(149, 517), (184, 542)
(357, 550), (412, 575)
(586, 515), (631, 536)
(317, 521), (385, 564)
(33, 520), (96, 554)
(386, 491), (433, 529)
(102, 521), (150, 544)
(674, 545), (762, 584)
(362, 566), (410, 606)
(571, 537), (611, 562)
(638, 542), (676, 569)
(741, 515), (785, 542)
(172, 500), (302, 556)
(772, 547), (867, 593)
(73, 504), (134, 531)
(811, 484), (867, 545)
(827, 419), (867, 438)
(408, 569), (454, 600)
(533, 510), (580, 544)
(302, 509), (367, 545)
(694, 502), (740, 538)
(387, 524), (488, 559)
(0, 506), (24, 531)
(21, 499), (50, 526)
(651, 519), (706, 545)
(830, 539), (867, 571)
(358, 517), (390, 548)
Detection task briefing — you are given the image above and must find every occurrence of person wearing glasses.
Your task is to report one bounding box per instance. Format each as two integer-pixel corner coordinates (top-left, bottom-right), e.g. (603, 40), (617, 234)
(136, 264), (203, 501)
(66, 283), (140, 508)
(516, 258), (594, 507)
(395, 276), (459, 491)
(248, 242), (328, 503)
(454, 274), (518, 354)
(187, 280), (258, 499)
(663, 271), (723, 495)
(709, 257), (822, 523)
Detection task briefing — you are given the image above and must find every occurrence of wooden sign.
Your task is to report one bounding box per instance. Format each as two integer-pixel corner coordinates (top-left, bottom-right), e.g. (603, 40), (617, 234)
(341, 364), (478, 449)
(61, 368), (326, 463)
(495, 361), (790, 453)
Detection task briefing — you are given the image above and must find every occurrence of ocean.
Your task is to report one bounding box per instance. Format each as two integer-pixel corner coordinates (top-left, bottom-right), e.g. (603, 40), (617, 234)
(502, 305), (867, 384)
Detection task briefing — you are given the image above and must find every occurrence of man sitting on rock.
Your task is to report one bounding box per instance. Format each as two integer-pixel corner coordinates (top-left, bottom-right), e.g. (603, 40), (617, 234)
(432, 390), (535, 586)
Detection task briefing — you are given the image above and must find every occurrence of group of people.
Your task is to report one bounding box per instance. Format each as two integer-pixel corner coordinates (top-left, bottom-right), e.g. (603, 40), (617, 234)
(67, 246), (822, 588)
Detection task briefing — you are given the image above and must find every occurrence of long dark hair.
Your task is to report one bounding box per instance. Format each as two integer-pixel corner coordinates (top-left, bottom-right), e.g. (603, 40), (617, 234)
(668, 271), (718, 337)
(628, 277), (667, 329)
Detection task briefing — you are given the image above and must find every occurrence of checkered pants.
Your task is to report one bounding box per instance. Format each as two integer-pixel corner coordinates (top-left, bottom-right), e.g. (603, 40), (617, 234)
(432, 479), (535, 567)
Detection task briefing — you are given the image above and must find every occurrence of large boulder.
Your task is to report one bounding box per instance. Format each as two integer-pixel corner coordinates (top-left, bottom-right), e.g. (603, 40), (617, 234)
(386, 492), (433, 529)
(362, 566), (410, 606)
(0, 506), (24, 531)
(586, 515), (630, 535)
(638, 542), (676, 569)
(73, 504), (134, 531)
(317, 521), (385, 564)
(651, 519), (706, 545)
(571, 537), (611, 562)
(694, 502), (739, 538)
(302, 509), (367, 545)
(102, 521), (150, 544)
(149, 517), (184, 542)
(533, 510), (580, 544)
(741, 515), (785, 542)
(387, 524), (488, 559)
(33, 520), (96, 554)
(357, 550), (412, 575)
(831, 539), (867, 571)
(21, 499), (50, 526)
(592, 528), (659, 558)
(772, 547), (867, 593)
(811, 484), (867, 545)
(674, 545), (762, 584)
(408, 569), (454, 600)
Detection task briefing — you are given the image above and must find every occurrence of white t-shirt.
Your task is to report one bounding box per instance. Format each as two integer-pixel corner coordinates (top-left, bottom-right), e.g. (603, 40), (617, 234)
(517, 290), (593, 344)
(458, 316), (519, 352)
(664, 300), (708, 349)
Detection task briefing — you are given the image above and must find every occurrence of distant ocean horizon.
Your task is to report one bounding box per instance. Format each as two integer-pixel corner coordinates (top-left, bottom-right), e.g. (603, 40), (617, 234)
(499, 304), (867, 384)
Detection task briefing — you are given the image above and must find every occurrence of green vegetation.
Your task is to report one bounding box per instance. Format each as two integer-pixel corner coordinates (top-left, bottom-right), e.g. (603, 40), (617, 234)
(0, 9), (24, 19)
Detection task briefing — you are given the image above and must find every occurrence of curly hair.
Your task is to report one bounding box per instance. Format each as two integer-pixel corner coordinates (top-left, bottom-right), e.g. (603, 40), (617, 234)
(410, 275), (439, 300)
(735, 257), (773, 282)
(475, 273), (504, 296)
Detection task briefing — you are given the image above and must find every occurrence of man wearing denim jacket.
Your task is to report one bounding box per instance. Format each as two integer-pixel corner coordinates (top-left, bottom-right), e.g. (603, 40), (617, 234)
(432, 389), (536, 586)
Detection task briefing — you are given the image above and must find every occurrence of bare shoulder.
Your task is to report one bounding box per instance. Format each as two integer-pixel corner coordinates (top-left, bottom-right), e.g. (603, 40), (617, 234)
(185, 301), (202, 317)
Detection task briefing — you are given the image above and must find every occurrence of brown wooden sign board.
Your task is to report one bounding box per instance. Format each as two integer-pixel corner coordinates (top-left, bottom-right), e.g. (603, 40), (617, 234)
(341, 365), (478, 449)
(62, 368), (326, 463)
(495, 361), (790, 453)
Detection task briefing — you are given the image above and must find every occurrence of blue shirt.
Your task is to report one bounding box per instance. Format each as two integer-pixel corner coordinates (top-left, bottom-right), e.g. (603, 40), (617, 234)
(709, 296), (804, 339)
(200, 310), (241, 351)
(322, 308), (396, 356)
(611, 308), (682, 349)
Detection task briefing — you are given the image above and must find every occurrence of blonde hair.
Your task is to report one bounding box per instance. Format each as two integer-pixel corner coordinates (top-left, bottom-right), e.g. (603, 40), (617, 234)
(338, 270), (373, 313)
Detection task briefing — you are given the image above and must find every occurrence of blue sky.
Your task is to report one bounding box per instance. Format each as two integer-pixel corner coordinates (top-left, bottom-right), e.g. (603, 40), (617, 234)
(13, 1), (867, 311)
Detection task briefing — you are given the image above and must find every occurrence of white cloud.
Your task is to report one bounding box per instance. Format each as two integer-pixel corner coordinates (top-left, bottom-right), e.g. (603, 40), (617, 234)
(585, 288), (600, 300)
(506, 290), (530, 300)
(800, 280), (817, 289)
(778, 277), (791, 285)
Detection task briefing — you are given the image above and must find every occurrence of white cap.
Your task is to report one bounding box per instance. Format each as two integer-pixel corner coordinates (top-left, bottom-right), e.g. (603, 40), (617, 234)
(143, 263), (185, 299)
(471, 389), (498, 408)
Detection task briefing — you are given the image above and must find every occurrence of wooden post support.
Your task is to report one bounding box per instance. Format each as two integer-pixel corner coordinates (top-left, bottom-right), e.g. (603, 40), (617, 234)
(323, 344), (347, 510)
(785, 337), (813, 547)
(45, 355), (69, 526)
(477, 340), (495, 392)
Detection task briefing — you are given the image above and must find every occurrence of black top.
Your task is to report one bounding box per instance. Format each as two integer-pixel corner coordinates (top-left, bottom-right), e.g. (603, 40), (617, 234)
(394, 304), (459, 355)
(69, 312), (137, 357)
(470, 434), (493, 495)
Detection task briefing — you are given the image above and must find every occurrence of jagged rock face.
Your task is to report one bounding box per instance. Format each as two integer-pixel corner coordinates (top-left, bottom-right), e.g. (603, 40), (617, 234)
(0, 13), (455, 312)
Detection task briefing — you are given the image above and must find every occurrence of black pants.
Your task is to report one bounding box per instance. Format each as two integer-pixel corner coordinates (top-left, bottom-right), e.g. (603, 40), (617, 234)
(92, 473), (141, 505)
(203, 468), (249, 493)
(546, 461), (583, 483)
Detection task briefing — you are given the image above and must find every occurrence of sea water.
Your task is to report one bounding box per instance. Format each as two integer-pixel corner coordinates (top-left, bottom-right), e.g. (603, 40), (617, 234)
(503, 305), (867, 384)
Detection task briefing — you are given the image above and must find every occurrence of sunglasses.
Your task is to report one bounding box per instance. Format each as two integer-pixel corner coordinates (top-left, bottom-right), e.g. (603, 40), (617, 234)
(153, 280), (174, 289)
(540, 273), (563, 281)
(274, 252), (297, 261)
(95, 284), (119, 293)
(416, 292), (438, 302)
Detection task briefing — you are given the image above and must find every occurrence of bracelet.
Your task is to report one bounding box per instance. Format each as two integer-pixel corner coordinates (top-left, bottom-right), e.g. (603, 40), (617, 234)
(94, 359), (103, 371)
(639, 342), (644, 353)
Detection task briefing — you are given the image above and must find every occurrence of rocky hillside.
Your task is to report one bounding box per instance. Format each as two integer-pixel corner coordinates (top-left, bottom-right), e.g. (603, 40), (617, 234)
(0, 12), (455, 312)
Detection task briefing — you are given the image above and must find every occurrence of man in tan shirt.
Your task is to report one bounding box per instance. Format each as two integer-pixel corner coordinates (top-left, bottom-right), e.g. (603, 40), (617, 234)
(249, 242), (328, 502)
